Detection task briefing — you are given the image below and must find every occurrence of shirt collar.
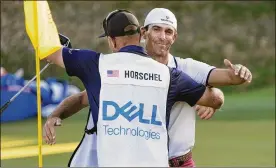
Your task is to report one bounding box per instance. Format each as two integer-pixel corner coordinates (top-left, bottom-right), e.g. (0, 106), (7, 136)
(167, 53), (177, 68)
(118, 45), (147, 56)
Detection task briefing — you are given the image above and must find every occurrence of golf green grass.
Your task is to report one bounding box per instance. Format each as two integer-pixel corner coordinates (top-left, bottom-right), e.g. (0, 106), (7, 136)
(1, 87), (275, 167)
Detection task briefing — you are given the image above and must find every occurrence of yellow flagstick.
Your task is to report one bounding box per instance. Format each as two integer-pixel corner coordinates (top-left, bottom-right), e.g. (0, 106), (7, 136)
(32, 1), (43, 167)
(35, 43), (43, 168)
(24, 0), (61, 165)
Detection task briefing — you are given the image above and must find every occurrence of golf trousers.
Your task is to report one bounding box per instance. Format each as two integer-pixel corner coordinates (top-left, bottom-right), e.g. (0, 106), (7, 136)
(180, 157), (195, 167)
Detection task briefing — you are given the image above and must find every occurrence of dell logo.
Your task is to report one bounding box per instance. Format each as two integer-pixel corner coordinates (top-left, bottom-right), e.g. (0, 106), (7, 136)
(102, 101), (162, 126)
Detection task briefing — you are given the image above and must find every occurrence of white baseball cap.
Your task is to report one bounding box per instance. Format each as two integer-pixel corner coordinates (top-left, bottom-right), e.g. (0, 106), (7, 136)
(144, 8), (177, 30)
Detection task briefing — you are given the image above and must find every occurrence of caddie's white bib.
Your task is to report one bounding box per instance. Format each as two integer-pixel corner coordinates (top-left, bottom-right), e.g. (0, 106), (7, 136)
(97, 52), (171, 166)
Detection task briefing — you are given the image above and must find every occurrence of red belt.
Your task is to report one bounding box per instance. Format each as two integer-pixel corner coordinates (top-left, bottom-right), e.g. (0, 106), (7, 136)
(169, 151), (192, 167)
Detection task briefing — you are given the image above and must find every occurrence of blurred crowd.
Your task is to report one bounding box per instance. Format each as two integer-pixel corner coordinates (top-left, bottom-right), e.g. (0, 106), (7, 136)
(0, 66), (80, 117)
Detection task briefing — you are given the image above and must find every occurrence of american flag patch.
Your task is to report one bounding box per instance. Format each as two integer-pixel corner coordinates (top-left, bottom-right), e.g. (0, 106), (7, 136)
(107, 70), (119, 77)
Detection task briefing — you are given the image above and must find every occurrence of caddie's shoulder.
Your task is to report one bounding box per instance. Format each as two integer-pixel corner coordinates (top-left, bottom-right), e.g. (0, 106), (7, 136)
(66, 48), (80, 54)
(66, 48), (100, 57)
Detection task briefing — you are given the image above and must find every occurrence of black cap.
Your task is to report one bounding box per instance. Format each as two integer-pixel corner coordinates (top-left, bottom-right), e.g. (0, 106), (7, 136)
(99, 9), (140, 38)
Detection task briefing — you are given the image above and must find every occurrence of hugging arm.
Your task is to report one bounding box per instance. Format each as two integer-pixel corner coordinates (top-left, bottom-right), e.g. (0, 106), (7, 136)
(43, 90), (89, 145)
(172, 68), (223, 109)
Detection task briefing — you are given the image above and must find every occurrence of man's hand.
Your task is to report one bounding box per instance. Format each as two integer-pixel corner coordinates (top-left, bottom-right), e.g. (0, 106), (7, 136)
(195, 105), (217, 120)
(224, 59), (252, 83)
(43, 117), (62, 145)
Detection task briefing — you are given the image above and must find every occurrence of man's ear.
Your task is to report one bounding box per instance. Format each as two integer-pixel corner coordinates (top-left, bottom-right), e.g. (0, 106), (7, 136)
(172, 31), (177, 44)
(112, 37), (117, 49)
(140, 27), (147, 40)
(108, 36), (116, 49)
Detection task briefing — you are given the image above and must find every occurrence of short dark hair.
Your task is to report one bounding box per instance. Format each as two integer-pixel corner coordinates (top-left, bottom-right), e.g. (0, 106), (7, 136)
(144, 25), (149, 31)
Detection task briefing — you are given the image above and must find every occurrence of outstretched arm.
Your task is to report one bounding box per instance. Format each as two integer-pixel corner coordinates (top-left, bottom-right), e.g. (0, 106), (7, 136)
(44, 34), (72, 68)
(173, 69), (224, 110)
(45, 48), (64, 68)
(208, 59), (252, 87)
(175, 57), (225, 118)
(43, 90), (89, 145)
(178, 58), (225, 114)
(49, 90), (88, 120)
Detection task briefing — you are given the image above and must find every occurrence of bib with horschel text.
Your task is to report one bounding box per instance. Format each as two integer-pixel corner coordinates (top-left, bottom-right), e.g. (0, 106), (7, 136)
(97, 52), (170, 166)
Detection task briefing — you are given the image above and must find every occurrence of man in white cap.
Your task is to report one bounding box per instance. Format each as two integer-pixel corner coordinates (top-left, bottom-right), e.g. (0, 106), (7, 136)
(140, 8), (252, 167)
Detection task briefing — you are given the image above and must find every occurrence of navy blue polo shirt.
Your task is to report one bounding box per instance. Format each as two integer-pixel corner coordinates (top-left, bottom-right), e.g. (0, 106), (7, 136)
(62, 45), (206, 127)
